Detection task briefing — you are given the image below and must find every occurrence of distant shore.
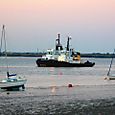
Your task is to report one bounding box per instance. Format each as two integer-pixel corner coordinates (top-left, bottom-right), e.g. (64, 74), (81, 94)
(0, 52), (114, 58)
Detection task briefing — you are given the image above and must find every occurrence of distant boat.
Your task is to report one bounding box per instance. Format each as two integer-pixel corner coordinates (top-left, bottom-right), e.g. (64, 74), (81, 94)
(0, 25), (27, 91)
(36, 34), (95, 67)
(105, 49), (115, 80)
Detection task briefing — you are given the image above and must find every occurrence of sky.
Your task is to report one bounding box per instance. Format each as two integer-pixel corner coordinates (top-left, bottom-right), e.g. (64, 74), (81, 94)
(0, 0), (115, 53)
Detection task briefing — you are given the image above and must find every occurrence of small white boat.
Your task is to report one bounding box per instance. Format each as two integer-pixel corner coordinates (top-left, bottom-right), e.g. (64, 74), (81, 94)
(0, 25), (27, 90)
(0, 74), (27, 90)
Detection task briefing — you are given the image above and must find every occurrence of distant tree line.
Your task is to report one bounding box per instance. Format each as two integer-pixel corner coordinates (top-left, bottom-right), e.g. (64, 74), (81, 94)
(0, 52), (115, 58)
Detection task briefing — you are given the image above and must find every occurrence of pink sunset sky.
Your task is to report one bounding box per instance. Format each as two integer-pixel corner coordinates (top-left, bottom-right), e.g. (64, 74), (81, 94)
(0, 0), (115, 53)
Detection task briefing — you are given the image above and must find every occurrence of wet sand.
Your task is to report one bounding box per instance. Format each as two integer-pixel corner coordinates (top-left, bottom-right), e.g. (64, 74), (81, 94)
(0, 84), (115, 115)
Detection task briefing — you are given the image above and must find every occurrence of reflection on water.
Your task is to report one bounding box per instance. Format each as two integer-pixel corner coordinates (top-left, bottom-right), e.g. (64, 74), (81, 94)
(0, 57), (115, 87)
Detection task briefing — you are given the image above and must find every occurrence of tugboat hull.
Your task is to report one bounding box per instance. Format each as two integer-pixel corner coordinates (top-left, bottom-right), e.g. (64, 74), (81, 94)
(36, 59), (95, 67)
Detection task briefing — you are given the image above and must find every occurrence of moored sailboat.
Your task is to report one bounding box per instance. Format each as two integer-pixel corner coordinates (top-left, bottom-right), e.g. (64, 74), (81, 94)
(0, 25), (27, 90)
(105, 49), (115, 80)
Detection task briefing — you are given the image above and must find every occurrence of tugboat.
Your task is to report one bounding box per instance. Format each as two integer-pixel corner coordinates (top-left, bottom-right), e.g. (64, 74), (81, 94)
(36, 34), (95, 67)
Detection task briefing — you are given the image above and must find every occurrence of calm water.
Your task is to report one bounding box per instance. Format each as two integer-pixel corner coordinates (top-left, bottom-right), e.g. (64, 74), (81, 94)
(0, 57), (115, 88)
(1, 57), (115, 114)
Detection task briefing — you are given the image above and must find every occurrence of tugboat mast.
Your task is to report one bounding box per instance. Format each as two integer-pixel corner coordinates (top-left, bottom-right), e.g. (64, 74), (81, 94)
(55, 33), (63, 51)
(66, 36), (71, 51)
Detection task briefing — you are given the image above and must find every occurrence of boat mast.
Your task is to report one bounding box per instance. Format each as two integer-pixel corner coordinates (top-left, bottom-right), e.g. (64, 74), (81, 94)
(0, 25), (4, 55)
(66, 36), (71, 51)
(107, 49), (115, 76)
(55, 34), (63, 51)
(66, 36), (71, 59)
(1, 25), (9, 77)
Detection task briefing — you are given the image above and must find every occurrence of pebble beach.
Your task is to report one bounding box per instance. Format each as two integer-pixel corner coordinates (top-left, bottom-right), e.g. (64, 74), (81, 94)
(0, 84), (115, 115)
